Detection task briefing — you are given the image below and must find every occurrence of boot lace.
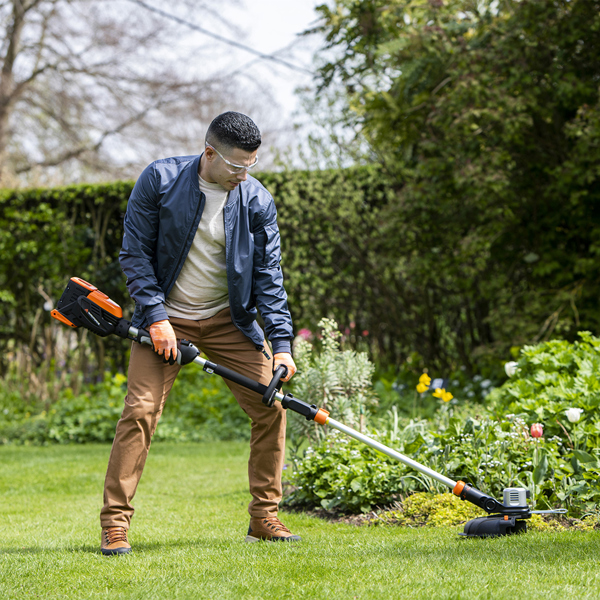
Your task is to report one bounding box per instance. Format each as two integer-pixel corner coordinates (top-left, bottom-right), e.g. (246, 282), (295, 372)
(262, 517), (291, 533)
(104, 527), (129, 545)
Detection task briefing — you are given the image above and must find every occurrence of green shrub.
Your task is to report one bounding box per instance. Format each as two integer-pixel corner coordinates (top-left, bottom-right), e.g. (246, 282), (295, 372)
(287, 318), (377, 458)
(285, 430), (415, 513)
(0, 373), (126, 444)
(288, 406), (600, 516)
(0, 366), (250, 445)
(370, 493), (596, 531)
(285, 414), (548, 513)
(370, 492), (485, 528)
(286, 333), (600, 516)
(488, 331), (600, 440)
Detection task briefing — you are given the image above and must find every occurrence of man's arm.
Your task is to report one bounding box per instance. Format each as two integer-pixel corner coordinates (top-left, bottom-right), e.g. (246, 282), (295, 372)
(252, 198), (296, 381)
(119, 164), (177, 360)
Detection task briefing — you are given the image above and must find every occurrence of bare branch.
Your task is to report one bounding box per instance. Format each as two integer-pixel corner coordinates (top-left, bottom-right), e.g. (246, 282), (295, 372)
(15, 88), (185, 172)
(1, 0), (284, 184)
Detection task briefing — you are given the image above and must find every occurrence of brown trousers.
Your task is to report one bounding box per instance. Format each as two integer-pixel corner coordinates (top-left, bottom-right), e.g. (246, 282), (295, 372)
(100, 308), (286, 529)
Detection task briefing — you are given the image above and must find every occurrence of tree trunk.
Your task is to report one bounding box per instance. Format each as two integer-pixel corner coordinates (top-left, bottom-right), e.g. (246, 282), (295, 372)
(0, 0), (27, 184)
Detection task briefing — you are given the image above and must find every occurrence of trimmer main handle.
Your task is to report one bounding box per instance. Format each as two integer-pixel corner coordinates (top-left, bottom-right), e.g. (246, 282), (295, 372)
(115, 321), (151, 345)
(128, 325), (271, 393)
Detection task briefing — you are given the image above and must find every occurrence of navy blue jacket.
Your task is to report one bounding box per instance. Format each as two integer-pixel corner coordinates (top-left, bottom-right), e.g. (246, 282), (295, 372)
(119, 154), (293, 355)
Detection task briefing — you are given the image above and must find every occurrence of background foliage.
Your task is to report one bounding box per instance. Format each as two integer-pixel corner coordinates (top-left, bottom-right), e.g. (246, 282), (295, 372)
(0, 363), (248, 445)
(287, 318), (377, 457)
(286, 329), (600, 517)
(311, 0), (600, 370)
(2, 158), (600, 384)
(1, 2), (599, 528)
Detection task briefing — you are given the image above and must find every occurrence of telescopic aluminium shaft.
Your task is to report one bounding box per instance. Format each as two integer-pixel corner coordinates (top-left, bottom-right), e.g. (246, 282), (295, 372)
(314, 415), (458, 490)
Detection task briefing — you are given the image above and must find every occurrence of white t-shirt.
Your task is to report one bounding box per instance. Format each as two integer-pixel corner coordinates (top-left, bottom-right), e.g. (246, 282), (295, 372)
(164, 176), (230, 320)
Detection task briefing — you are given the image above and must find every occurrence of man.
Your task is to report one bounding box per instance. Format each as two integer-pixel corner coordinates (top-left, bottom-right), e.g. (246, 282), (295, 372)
(100, 112), (299, 555)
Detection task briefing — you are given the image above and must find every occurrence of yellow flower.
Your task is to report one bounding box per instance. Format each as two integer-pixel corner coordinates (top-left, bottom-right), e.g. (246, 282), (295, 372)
(433, 387), (454, 402)
(442, 391), (453, 403)
(419, 373), (431, 386)
(416, 382), (429, 394)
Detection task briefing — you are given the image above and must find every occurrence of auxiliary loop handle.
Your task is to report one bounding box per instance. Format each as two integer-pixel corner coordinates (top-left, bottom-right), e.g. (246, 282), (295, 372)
(262, 365), (288, 407)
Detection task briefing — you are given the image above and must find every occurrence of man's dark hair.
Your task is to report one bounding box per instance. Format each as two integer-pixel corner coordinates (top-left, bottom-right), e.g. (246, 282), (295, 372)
(205, 111), (261, 152)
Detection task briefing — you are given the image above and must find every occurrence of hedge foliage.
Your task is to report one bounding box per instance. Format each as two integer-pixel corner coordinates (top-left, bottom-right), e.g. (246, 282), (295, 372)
(2, 159), (600, 379)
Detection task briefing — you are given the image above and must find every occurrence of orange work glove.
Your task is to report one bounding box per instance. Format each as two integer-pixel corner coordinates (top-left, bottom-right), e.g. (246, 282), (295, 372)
(273, 352), (297, 382)
(149, 319), (177, 362)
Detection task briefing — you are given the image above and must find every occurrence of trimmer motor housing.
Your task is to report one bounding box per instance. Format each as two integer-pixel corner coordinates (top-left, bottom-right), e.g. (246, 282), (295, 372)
(503, 487), (530, 508)
(51, 277), (124, 337)
(52, 277), (156, 349)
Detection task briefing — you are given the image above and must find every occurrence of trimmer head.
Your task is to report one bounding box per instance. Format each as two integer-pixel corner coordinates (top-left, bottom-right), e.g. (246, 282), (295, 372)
(453, 483), (532, 537)
(460, 515), (528, 537)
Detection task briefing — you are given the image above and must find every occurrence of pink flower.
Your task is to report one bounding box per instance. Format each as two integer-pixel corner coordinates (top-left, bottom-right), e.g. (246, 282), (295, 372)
(297, 328), (312, 341)
(362, 330), (369, 337)
(530, 423), (543, 438)
(350, 321), (356, 329)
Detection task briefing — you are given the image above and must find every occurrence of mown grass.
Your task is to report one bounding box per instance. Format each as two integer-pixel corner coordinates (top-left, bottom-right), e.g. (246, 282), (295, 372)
(1, 442), (599, 600)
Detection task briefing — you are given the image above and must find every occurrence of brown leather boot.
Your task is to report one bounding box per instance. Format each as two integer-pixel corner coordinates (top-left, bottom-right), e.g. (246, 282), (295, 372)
(245, 516), (301, 542)
(101, 526), (132, 555)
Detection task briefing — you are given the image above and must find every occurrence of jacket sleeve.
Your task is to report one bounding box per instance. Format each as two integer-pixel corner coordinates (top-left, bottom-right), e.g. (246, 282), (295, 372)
(252, 197), (294, 355)
(119, 163), (169, 326)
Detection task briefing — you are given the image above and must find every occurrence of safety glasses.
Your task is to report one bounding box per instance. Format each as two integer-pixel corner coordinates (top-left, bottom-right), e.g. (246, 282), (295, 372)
(205, 144), (259, 174)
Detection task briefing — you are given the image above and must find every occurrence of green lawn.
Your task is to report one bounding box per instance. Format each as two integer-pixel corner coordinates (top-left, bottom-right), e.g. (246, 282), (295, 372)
(1, 443), (599, 600)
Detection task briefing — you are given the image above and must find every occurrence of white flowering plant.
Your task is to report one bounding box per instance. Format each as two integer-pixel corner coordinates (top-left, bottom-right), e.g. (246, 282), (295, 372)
(488, 334), (600, 447)
(287, 318), (377, 459)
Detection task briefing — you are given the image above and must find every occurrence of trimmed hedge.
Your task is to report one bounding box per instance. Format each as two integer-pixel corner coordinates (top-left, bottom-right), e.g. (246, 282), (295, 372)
(1, 163), (599, 378)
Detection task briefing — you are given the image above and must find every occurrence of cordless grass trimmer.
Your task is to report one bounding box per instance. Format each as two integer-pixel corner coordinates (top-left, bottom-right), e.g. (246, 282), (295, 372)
(52, 277), (565, 537)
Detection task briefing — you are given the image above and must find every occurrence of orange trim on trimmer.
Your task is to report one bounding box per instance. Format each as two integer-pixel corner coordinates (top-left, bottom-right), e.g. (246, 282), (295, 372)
(453, 481), (466, 497)
(314, 408), (330, 425)
(71, 277), (97, 292)
(51, 309), (77, 328)
(88, 290), (123, 318)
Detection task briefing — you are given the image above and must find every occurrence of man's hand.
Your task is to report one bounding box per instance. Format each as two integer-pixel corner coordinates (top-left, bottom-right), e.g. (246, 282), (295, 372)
(273, 352), (296, 382)
(149, 319), (177, 361)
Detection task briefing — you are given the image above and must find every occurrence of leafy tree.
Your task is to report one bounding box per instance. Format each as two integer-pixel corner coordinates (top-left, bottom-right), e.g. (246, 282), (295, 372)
(311, 0), (600, 370)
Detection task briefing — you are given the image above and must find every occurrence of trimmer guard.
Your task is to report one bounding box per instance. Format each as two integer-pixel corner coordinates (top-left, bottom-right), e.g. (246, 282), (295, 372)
(460, 515), (528, 537)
